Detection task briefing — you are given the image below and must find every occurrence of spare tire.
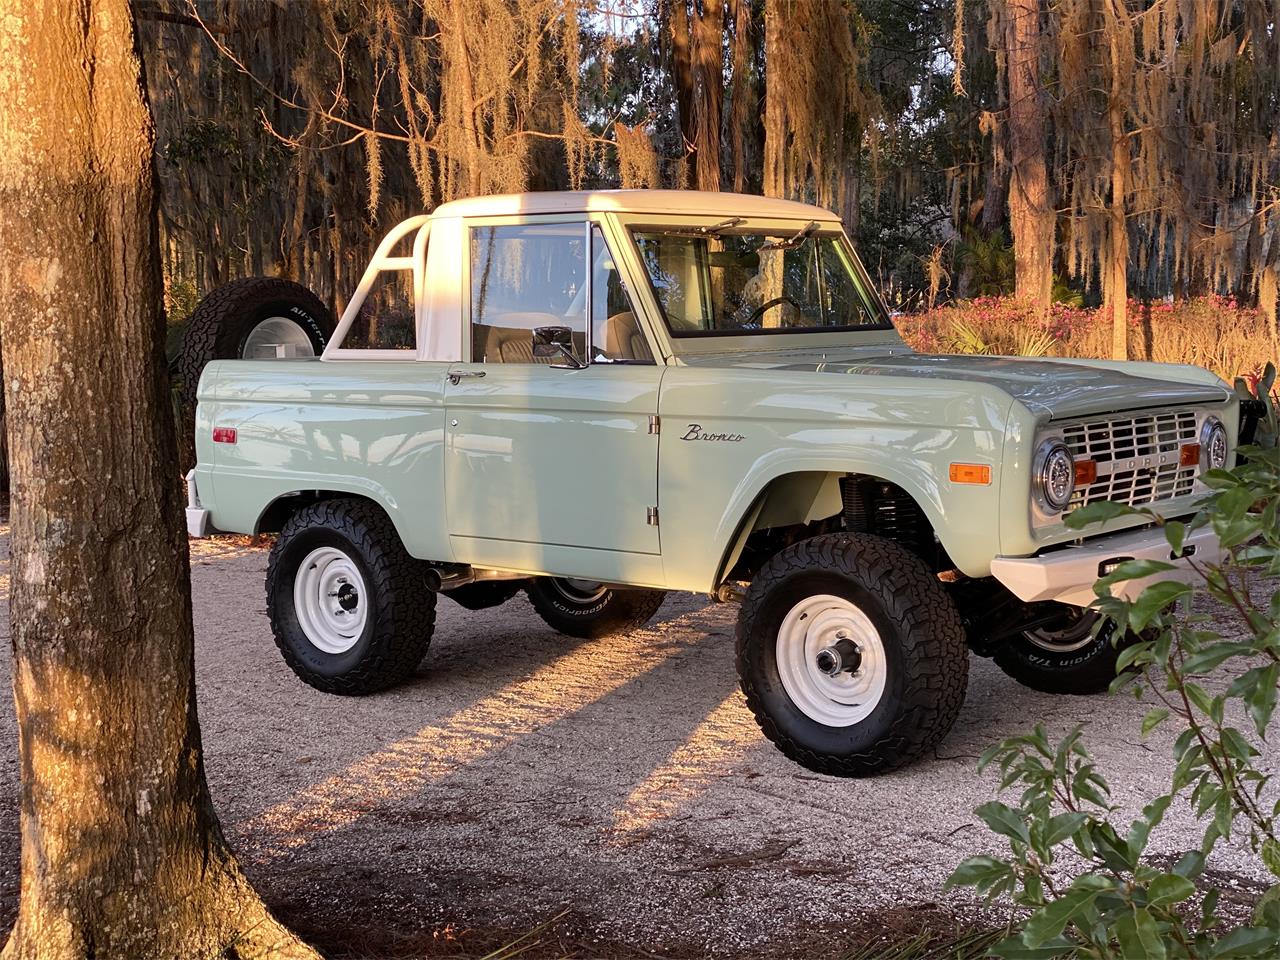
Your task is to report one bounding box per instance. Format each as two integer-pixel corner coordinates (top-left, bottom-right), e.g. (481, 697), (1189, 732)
(178, 277), (335, 467)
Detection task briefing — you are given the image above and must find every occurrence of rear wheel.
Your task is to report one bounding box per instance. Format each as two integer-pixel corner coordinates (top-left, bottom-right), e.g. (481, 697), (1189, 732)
(736, 534), (969, 777)
(266, 499), (434, 695)
(993, 609), (1133, 694)
(526, 577), (666, 639)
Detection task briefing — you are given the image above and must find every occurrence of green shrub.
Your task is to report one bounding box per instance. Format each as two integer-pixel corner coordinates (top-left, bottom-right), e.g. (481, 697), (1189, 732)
(948, 372), (1280, 958)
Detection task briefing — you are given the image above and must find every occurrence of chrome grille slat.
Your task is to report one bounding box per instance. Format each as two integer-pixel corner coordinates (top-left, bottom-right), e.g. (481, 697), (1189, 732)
(1061, 409), (1199, 509)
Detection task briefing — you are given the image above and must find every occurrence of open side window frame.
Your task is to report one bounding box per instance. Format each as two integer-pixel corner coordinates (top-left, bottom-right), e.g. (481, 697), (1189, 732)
(323, 214), (431, 361)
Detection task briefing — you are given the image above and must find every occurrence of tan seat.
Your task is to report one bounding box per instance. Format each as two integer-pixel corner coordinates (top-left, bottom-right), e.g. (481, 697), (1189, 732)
(602, 311), (653, 361)
(473, 315), (586, 364)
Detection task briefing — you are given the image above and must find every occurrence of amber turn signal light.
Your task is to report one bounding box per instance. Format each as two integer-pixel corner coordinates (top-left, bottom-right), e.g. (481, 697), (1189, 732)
(1179, 442), (1201, 467)
(949, 463), (991, 485)
(1074, 459), (1097, 485)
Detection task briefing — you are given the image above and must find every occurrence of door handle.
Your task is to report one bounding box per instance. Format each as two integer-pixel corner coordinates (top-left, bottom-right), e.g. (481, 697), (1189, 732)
(447, 370), (487, 385)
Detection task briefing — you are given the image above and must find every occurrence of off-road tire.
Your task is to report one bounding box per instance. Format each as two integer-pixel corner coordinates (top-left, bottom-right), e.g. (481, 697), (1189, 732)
(526, 578), (666, 639)
(266, 498), (435, 695)
(736, 534), (969, 777)
(993, 613), (1134, 695)
(444, 579), (527, 611)
(179, 276), (334, 427)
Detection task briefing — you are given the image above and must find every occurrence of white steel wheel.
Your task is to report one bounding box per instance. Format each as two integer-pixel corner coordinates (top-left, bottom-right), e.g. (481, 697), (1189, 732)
(548, 578), (609, 604)
(293, 546), (369, 654)
(241, 316), (318, 359)
(1024, 610), (1099, 654)
(775, 594), (888, 727)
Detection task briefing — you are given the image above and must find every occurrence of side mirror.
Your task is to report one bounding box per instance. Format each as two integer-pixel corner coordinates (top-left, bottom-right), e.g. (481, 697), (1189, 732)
(532, 326), (585, 369)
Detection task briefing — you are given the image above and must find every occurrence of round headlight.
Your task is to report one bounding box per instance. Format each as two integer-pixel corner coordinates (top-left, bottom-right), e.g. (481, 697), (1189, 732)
(1200, 416), (1228, 470)
(1035, 439), (1076, 513)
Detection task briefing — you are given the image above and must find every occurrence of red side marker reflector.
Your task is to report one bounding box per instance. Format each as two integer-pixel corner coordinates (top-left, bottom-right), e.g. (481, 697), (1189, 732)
(212, 427), (237, 444)
(1179, 442), (1200, 467)
(1074, 459), (1098, 485)
(949, 463), (991, 485)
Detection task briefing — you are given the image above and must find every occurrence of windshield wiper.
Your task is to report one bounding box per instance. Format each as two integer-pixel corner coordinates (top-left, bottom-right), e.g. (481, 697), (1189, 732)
(760, 220), (820, 251)
(659, 217), (744, 239)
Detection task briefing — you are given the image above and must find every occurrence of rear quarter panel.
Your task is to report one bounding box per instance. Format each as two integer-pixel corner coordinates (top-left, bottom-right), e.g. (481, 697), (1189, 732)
(195, 359), (452, 562)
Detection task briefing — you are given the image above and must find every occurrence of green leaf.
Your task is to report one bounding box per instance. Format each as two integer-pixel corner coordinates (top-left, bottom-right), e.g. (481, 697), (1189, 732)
(1182, 642), (1253, 675)
(1210, 925), (1280, 957)
(975, 801), (1031, 846)
(1141, 708), (1170, 736)
(1165, 520), (1187, 555)
(1065, 500), (1145, 529)
(1254, 882), (1280, 924)
(1133, 907), (1167, 960)
(1147, 873), (1196, 906)
(945, 855), (1012, 890)
(1023, 888), (1097, 947)
(1172, 850), (1205, 880)
(1045, 812), (1090, 847)
(1129, 580), (1193, 629)
(1263, 839), (1280, 880)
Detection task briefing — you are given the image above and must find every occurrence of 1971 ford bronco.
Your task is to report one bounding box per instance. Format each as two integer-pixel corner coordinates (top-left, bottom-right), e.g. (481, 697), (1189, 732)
(183, 190), (1237, 776)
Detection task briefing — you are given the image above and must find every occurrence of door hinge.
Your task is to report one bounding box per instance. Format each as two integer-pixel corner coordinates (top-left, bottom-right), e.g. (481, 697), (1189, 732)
(648, 414), (660, 435)
(646, 506), (660, 526)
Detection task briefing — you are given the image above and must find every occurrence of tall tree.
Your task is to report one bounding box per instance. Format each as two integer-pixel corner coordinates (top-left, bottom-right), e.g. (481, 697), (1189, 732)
(666, 0), (725, 190)
(1001, 0), (1054, 313)
(0, 1), (316, 956)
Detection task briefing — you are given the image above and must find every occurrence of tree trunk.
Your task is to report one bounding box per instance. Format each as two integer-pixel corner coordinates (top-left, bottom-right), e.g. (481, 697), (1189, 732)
(1106, 1), (1131, 361)
(668, 0), (724, 191)
(0, 2), (317, 956)
(1003, 0), (1053, 315)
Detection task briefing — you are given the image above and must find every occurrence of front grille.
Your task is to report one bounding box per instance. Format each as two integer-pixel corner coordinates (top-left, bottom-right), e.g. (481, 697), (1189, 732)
(1060, 409), (1199, 509)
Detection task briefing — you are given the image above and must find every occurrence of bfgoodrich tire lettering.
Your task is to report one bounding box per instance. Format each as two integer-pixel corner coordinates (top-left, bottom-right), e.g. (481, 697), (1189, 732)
(267, 499), (435, 695)
(526, 578), (666, 639)
(736, 534), (969, 777)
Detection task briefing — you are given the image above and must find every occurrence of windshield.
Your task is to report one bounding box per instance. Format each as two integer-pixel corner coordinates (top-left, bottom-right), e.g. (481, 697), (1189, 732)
(631, 227), (889, 337)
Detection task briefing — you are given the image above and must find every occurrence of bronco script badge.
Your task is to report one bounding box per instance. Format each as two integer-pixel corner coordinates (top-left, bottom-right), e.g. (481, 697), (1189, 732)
(680, 423), (746, 442)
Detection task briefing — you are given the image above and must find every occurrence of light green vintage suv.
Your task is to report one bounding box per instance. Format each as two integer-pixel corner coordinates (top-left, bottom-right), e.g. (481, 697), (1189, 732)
(184, 190), (1237, 777)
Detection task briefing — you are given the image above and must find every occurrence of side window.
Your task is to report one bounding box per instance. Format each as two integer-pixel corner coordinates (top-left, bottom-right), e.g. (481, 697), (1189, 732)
(590, 226), (653, 363)
(342, 269), (416, 351)
(470, 223), (586, 364)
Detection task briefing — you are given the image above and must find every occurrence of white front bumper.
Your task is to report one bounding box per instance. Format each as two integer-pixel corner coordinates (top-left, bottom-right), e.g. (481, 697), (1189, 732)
(990, 524), (1222, 608)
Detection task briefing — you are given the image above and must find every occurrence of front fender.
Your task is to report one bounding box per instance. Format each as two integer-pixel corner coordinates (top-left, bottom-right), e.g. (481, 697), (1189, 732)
(656, 367), (1018, 592)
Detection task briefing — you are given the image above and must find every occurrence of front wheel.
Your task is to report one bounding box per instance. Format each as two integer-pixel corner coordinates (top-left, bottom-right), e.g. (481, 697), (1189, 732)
(736, 534), (969, 777)
(526, 578), (666, 639)
(266, 499), (435, 694)
(993, 609), (1134, 695)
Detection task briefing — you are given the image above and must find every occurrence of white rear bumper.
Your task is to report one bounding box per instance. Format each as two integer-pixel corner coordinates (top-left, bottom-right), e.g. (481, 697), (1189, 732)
(185, 469), (212, 538)
(990, 524), (1222, 608)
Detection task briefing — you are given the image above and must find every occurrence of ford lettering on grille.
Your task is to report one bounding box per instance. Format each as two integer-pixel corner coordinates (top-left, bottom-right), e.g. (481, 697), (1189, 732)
(1060, 409), (1199, 508)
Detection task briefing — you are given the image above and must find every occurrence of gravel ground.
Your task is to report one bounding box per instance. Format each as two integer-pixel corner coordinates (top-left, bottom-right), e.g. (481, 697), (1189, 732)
(0, 528), (1274, 957)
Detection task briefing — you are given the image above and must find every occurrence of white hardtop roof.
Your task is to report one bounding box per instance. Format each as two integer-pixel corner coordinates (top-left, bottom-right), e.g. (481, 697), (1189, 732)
(430, 189), (842, 221)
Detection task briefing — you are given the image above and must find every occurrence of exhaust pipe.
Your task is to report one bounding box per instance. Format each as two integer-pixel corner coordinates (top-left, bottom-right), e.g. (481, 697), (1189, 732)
(425, 566), (474, 592)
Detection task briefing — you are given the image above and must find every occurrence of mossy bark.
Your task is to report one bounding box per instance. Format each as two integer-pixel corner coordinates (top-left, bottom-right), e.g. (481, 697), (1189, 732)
(0, 2), (317, 956)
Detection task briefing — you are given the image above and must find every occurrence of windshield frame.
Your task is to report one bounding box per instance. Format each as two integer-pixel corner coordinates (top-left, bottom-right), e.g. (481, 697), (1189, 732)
(625, 220), (894, 341)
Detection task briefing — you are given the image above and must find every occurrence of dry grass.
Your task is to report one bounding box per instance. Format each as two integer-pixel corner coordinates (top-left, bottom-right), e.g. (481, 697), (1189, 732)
(896, 295), (1279, 383)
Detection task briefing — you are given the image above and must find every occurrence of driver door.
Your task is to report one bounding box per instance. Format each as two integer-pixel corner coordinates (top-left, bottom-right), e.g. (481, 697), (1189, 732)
(444, 218), (662, 580)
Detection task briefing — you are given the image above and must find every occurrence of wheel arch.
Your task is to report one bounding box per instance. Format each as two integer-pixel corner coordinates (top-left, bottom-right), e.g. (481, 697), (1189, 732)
(257, 488), (400, 538)
(711, 464), (950, 589)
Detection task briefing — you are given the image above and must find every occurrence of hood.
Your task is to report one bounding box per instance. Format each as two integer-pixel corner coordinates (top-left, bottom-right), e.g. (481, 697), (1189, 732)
(682, 349), (1231, 419)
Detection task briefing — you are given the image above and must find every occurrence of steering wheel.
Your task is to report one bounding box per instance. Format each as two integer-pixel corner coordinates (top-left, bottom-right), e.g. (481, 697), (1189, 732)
(745, 295), (802, 329)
